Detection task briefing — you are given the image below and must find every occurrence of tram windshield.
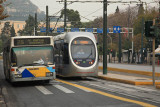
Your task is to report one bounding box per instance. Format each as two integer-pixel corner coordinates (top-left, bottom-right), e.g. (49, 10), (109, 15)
(71, 38), (96, 59)
(11, 46), (53, 66)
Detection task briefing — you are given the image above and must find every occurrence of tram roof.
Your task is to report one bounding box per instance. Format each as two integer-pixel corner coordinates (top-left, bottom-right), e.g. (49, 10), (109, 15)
(53, 32), (96, 42)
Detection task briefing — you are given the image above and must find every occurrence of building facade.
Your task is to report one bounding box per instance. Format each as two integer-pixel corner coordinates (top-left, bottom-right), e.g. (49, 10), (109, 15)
(0, 21), (69, 35)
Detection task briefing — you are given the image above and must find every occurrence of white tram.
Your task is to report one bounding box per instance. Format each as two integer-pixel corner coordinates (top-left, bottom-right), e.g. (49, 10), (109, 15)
(54, 32), (98, 77)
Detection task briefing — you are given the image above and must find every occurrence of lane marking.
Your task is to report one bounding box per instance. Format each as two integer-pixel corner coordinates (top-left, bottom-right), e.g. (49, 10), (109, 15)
(56, 79), (157, 107)
(118, 84), (156, 92)
(107, 85), (136, 92)
(35, 86), (53, 95)
(53, 85), (74, 93)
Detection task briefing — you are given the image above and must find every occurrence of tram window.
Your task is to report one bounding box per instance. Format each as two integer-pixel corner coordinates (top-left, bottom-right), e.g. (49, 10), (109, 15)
(71, 37), (96, 59)
(63, 43), (69, 64)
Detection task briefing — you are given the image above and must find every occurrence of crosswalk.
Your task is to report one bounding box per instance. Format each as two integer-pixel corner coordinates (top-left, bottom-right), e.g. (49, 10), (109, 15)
(35, 84), (91, 95)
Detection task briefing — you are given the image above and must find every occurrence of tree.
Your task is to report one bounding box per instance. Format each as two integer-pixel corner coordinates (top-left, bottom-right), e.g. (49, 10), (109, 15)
(133, 33), (147, 62)
(0, 0), (9, 20)
(133, 7), (158, 35)
(0, 39), (2, 53)
(19, 15), (35, 36)
(60, 9), (81, 27)
(1, 22), (11, 43)
(138, 4), (144, 16)
(10, 24), (16, 37)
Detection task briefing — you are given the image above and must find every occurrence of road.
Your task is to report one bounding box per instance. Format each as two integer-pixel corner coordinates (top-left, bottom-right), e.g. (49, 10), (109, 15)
(0, 60), (160, 107)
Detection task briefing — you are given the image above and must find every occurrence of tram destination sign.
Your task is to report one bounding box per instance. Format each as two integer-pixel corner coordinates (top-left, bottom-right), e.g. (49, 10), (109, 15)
(14, 38), (50, 46)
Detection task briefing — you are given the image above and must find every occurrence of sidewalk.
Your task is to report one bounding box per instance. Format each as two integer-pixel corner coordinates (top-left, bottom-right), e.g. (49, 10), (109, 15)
(98, 62), (160, 88)
(99, 62), (160, 76)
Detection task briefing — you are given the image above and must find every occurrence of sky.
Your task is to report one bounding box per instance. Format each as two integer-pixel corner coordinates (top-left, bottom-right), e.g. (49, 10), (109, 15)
(30, 0), (159, 22)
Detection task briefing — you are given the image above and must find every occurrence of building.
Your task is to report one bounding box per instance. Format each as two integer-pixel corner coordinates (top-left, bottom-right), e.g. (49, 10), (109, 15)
(0, 20), (70, 35)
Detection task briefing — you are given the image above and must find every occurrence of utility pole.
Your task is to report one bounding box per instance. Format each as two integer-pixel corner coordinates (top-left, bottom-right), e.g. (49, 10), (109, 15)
(64, 0), (67, 32)
(49, 17), (50, 32)
(118, 33), (121, 63)
(46, 5), (49, 36)
(141, 17), (144, 64)
(103, 0), (107, 74)
(35, 13), (37, 36)
(128, 5), (130, 64)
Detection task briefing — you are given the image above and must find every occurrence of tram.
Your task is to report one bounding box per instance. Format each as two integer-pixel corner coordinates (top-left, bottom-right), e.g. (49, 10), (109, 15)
(54, 32), (98, 77)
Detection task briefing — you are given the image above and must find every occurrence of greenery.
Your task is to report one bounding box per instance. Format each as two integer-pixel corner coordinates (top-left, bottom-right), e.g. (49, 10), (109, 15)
(60, 9), (82, 27)
(0, 0), (9, 20)
(18, 15), (35, 36)
(0, 39), (2, 53)
(11, 24), (16, 37)
(1, 22), (11, 42)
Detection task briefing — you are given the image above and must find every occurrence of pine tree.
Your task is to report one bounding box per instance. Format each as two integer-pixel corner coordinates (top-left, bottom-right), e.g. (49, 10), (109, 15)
(138, 4), (144, 16)
(11, 24), (16, 37)
(19, 15), (35, 36)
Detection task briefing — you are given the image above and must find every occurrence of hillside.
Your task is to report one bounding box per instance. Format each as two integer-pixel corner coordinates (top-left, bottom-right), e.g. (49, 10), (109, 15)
(4, 0), (45, 21)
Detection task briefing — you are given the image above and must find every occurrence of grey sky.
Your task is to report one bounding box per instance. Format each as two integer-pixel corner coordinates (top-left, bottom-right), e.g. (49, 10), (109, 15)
(30, 0), (158, 22)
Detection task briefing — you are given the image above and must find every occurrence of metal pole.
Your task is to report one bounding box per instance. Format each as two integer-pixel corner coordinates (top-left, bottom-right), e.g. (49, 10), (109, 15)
(64, 0), (67, 32)
(118, 33), (121, 63)
(46, 6), (49, 36)
(152, 37), (155, 86)
(35, 13), (37, 36)
(128, 5), (130, 63)
(49, 17), (50, 33)
(103, 0), (107, 74)
(141, 17), (144, 64)
(132, 28), (134, 63)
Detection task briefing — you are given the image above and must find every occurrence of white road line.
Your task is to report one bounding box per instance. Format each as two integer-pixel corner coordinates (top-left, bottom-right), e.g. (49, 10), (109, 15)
(107, 85), (135, 92)
(53, 85), (75, 93)
(35, 86), (53, 95)
(89, 83), (135, 92)
(117, 84), (156, 92)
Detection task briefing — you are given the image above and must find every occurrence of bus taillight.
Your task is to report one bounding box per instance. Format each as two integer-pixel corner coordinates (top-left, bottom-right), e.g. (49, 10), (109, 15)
(11, 68), (15, 72)
(52, 66), (55, 69)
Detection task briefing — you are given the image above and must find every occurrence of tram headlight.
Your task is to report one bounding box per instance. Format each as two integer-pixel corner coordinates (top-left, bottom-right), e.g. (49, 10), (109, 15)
(15, 74), (22, 78)
(46, 72), (53, 77)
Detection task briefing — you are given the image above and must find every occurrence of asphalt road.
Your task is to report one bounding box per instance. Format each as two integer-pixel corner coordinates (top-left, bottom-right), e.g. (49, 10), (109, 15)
(0, 60), (159, 107)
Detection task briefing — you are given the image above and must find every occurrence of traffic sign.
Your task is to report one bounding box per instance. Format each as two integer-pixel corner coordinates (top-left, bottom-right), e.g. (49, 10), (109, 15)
(71, 28), (79, 32)
(97, 28), (109, 33)
(97, 28), (103, 33)
(40, 27), (53, 32)
(85, 28), (93, 32)
(40, 27), (46, 32)
(57, 28), (64, 33)
(113, 26), (121, 33)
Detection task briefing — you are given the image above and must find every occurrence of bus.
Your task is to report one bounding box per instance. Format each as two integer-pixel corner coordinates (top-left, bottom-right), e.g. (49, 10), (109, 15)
(54, 32), (98, 77)
(3, 36), (55, 83)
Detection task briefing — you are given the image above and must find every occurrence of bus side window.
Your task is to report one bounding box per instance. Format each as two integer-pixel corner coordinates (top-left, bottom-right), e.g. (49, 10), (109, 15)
(63, 43), (69, 64)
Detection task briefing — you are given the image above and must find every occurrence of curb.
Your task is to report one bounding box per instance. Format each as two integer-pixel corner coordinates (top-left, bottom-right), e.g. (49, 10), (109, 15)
(98, 75), (160, 85)
(99, 66), (160, 77)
